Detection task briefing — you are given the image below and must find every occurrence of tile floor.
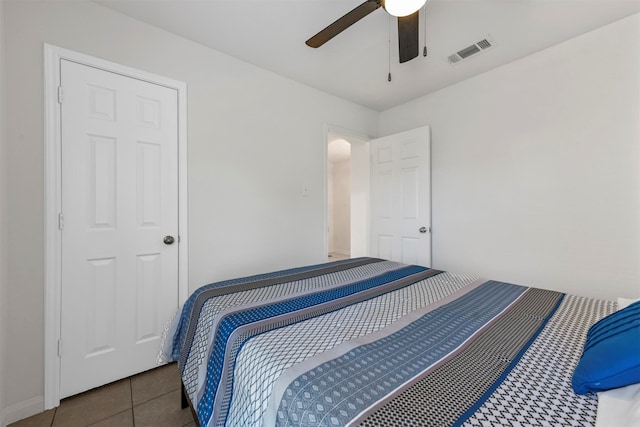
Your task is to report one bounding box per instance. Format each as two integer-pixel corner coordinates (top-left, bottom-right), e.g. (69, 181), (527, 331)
(328, 251), (350, 261)
(9, 363), (195, 427)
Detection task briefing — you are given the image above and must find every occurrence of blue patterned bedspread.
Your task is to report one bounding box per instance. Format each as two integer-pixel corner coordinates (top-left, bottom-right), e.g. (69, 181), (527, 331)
(161, 258), (613, 427)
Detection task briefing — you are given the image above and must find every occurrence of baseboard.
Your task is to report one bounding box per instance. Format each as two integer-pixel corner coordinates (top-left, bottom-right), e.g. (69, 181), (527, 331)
(3, 395), (44, 426)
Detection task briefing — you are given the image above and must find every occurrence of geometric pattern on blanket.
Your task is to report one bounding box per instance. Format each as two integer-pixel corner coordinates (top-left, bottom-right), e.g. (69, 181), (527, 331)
(170, 257), (615, 427)
(226, 271), (480, 427)
(180, 260), (405, 400)
(353, 287), (563, 427)
(462, 294), (614, 427)
(277, 285), (560, 427)
(203, 265), (439, 425)
(175, 258), (381, 363)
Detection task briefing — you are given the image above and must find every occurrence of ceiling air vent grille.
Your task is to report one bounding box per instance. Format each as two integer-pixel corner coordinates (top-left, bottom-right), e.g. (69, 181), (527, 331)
(477, 38), (492, 50)
(447, 36), (495, 65)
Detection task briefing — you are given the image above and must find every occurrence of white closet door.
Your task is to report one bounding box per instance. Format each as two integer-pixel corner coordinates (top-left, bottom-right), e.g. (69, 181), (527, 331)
(60, 59), (179, 397)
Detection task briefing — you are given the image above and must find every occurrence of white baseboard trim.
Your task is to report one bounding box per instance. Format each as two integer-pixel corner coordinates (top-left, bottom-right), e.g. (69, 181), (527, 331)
(3, 395), (44, 426)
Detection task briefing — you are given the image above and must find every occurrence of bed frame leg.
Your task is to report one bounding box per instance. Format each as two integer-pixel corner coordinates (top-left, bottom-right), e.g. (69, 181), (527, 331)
(181, 384), (201, 426)
(181, 384), (189, 410)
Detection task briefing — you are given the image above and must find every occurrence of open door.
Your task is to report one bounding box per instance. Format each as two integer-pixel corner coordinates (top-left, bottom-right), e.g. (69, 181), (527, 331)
(370, 126), (431, 266)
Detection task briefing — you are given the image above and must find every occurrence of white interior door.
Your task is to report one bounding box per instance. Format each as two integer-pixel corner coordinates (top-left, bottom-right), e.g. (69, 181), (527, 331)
(370, 126), (431, 266)
(60, 59), (179, 398)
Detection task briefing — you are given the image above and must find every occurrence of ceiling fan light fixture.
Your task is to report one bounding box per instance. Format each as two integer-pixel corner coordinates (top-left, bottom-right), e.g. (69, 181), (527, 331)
(383, 0), (426, 17)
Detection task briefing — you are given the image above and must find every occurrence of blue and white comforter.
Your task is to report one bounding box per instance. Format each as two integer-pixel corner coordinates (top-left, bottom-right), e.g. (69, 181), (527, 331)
(161, 258), (613, 427)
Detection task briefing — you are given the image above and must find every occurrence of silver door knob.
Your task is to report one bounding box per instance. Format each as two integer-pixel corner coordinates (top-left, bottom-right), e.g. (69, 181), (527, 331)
(163, 235), (175, 245)
(419, 227), (428, 234)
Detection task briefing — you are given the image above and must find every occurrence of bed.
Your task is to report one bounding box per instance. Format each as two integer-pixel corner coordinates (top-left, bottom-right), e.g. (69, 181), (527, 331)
(160, 257), (640, 427)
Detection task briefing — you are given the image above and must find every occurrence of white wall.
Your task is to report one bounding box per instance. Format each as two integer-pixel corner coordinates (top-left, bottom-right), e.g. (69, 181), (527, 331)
(349, 141), (371, 258)
(3, 0), (378, 420)
(0, 1), (7, 425)
(327, 162), (335, 253)
(380, 13), (640, 301)
(332, 159), (351, 255)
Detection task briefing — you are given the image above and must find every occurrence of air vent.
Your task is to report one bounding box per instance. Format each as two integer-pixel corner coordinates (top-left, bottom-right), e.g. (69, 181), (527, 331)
(447, 36), (495, 65)
(477, 38), (492, 50)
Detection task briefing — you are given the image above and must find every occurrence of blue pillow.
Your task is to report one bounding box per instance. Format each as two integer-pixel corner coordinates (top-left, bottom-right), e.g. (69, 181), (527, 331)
(572, 300), (640, 394)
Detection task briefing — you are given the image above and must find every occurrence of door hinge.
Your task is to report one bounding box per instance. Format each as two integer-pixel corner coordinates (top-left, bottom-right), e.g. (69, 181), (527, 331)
(58, 339), (63, 357)
(58, 212), (64, 230)
(57, 86), (63, 104)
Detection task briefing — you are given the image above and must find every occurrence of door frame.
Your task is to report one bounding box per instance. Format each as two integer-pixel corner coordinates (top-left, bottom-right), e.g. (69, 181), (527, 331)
(43, 44), (189, 409)
(323, 125), (371, 259)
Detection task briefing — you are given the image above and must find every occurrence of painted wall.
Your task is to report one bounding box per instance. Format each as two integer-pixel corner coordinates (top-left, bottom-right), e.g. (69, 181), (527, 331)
(348, 138), (371, 258)
(0, 0), (8, 424)
(380, 13), (640, 301)
(331, 159), (351, 255)
(2, 0), (378, 420)
(327, 162), (335, 253)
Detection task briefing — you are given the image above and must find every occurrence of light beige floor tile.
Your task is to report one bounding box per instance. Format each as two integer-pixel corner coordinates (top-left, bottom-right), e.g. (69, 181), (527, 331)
(328, 252), (350, 261)
(52, 379), (132, 427)
(8, 409), (55, 427)
(133, 389), (194, 427)
(131, 363), (181, 406)
(87, 410), (133, 427)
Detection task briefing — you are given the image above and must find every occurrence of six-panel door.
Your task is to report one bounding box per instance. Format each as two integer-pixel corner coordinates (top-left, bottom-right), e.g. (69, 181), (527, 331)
(60, 59), (179, 398)
(370, 127), (431, 267)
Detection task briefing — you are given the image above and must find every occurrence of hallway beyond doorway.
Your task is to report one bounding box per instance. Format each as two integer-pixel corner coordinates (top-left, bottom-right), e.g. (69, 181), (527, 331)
(328, 251), (350, 261)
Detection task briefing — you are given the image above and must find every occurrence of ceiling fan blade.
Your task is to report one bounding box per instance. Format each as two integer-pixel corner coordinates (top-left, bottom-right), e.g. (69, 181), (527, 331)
(398, 11), (419, 63)
(306, 0), (382, 48)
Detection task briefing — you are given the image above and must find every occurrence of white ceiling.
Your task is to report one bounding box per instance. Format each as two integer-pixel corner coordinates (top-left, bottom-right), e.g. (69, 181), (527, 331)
(95, 0), (640, 111)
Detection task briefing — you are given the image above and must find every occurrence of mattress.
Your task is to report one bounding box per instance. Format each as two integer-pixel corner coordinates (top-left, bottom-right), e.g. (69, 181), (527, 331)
(160, 257), (613, 427)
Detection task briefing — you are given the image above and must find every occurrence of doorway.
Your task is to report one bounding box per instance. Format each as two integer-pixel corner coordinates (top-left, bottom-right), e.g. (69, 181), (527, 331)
(326, 128), (370, 261)
(324, 125), (431, 266)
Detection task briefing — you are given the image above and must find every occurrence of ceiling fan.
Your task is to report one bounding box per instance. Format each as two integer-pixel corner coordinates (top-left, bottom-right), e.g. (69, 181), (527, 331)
(306, 0), (427, 63)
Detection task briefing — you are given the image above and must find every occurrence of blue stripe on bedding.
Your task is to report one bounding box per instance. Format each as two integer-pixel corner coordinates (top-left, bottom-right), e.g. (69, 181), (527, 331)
(171, 258), (368, 361)
(452, 293), (565, 426)
(273, 281), (527, 426)
(196, 264), (429, 424)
